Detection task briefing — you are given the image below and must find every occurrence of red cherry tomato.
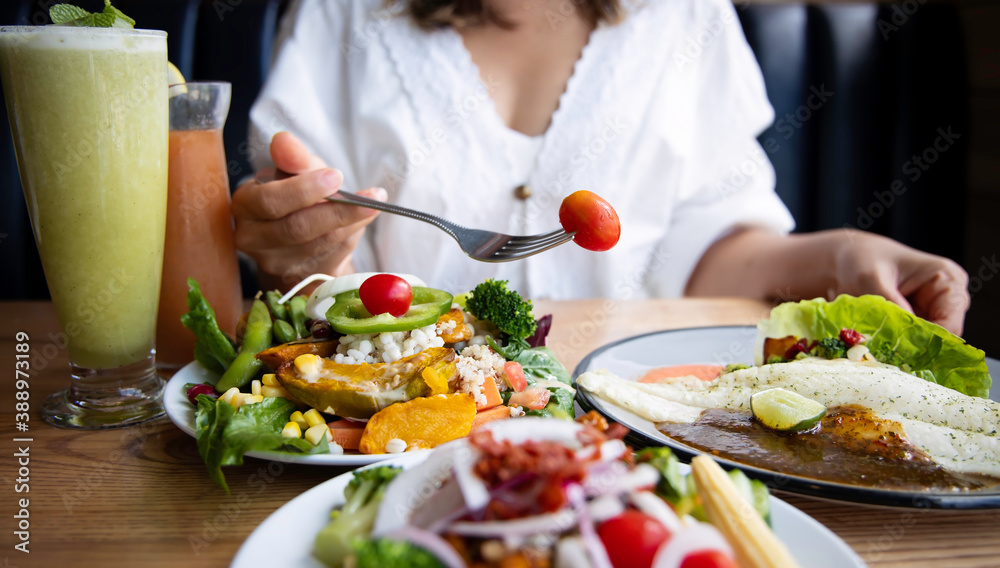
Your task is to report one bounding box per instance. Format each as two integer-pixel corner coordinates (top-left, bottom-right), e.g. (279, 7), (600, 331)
(359, 274), (413, 318)
(598, 510), (671, 568)
(680, 550), (739, 568)
(559, 190), (621, 251)
(503, 361), (527, 392)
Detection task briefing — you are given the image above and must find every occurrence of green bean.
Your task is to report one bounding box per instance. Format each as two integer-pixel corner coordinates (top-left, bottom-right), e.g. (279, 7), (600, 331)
(273, 319), (297, 344)
(289, 296), (309, 339)
(193, 340), (226, 375)
(265, 290), (289, 322)
(216, 299), (273, 392)
(180, 278), (237, 368)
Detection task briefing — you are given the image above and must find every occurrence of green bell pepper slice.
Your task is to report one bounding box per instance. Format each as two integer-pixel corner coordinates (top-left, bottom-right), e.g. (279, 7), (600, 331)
(325, 287), (453, 335)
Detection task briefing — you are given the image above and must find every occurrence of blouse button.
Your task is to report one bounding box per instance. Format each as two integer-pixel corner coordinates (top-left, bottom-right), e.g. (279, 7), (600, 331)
(514, 184), (532, 200)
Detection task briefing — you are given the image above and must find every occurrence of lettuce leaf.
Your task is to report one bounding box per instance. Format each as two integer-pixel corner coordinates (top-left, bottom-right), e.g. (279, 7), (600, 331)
(195, 395), (329, 492)
(756, 295), (991, 398)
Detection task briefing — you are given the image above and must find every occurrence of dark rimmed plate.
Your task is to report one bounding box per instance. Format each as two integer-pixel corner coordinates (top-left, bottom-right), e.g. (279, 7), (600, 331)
(573, 325), (1000, 509)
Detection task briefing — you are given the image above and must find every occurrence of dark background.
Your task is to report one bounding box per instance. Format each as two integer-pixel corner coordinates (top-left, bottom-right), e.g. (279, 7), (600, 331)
(0, 0), (997, 354)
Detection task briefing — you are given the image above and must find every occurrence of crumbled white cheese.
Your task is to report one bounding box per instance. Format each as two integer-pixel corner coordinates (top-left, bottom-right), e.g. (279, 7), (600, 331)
(385, 438), (407, 454)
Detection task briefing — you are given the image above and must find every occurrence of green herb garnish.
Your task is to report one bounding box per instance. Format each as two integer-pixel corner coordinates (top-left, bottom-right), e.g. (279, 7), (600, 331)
(49, 1), (136, 28)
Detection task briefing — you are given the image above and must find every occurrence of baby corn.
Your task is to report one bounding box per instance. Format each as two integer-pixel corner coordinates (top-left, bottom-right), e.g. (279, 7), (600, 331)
(691, 456), (800, 568)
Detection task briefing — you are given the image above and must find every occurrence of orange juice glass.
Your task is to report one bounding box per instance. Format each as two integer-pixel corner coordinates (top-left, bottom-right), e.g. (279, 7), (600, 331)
(157, 82), (242, 369)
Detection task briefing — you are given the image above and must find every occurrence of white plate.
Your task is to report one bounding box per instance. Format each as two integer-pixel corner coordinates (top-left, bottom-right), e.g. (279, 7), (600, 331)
(573, 325), (1000, 509)
(163, 361), (404, 466)
(230, 452), (866, 568)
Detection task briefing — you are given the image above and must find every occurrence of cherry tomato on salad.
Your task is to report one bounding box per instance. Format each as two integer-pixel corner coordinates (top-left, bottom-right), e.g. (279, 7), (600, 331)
(559, 190), (621, 251)
(598, 510), (672, 568)
(359, 274), (413, 317)
(679, 550), (739, 568)
(504, 361), (527, 392)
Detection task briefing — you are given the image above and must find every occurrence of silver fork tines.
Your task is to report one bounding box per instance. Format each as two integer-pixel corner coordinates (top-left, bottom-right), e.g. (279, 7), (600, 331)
(325, 191), (574, 262)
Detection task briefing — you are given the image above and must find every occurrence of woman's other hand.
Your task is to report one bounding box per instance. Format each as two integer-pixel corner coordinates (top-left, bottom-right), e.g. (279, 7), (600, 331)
(832, 230), (970, 335)
(688, 228), (971, 335)
(232, 132), (386, 290)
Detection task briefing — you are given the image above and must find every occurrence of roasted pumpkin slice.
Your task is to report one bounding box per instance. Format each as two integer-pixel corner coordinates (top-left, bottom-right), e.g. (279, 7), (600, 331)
(275, 347), (457, 419)
(359, 393), (477, 454)
(436, 308), (472, 344)
(256, 339), (338, 370)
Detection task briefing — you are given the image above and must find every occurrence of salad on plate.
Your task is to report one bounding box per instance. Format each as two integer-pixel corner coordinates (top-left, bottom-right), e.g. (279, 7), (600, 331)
(178, 273), (575, 490)
(312, 415), (797, 568)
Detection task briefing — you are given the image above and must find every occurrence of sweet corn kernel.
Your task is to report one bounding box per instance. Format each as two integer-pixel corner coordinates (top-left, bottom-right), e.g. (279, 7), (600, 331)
(220, 387), (240, 406)
(251, 380), (262, 396)
(304, 423), (332, 445)
(261, 373), (279, 387)
(281, 421), (302, 439)
(294, 354), (320, 375)
(303, 408), (325, 428)
(290, 410), (308, 430)
(233, 393), (264, 409)
(261, 385), (289, 399)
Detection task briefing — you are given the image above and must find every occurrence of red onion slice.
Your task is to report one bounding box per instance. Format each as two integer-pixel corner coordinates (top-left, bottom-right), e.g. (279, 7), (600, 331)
(566, 484), (613, 568)
(448, 510), (577, 538)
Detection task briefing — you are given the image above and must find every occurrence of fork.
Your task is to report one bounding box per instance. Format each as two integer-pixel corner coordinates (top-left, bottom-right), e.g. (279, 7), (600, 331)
(325, 191), (575, 262)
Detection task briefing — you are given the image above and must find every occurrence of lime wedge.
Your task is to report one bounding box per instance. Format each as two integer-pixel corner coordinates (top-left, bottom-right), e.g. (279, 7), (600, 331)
(750, 388), (826, 431)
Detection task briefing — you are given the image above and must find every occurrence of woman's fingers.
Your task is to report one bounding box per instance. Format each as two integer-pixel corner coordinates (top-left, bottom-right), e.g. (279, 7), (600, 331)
(238, 188), (386, 251)
(270, 131), (326, 173)
(233, 168), (343, 220)
(900, 263), (970, 335)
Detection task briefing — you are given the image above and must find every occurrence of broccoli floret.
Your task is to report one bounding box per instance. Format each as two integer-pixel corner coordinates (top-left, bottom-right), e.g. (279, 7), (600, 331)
(465, 279), (537, 340)
(314, 466), (402, 567)
(350, 538), (446, 568)
(723, 363), (752, 373)
(811, 337), (847, 359)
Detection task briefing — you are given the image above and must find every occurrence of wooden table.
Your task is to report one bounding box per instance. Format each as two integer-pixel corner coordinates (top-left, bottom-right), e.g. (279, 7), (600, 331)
(2, 299), (998, 567)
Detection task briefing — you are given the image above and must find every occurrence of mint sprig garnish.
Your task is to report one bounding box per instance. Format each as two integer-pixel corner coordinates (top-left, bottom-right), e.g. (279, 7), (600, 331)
(49, 1), (136, 29)
(49, 4), (90, 24)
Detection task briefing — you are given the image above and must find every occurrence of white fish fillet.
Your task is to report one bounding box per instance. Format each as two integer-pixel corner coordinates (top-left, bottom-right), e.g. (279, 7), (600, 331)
(577, 359), (1000, 477)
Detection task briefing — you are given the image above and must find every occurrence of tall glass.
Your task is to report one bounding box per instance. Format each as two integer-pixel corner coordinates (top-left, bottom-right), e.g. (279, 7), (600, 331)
(156, 82), (242, 369)
(0, 26), (169, 428)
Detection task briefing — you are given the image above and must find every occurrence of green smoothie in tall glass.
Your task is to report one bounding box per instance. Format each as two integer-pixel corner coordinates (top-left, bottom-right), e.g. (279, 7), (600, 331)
(0, 27), (168, 370)
(0, 22), (168, 429)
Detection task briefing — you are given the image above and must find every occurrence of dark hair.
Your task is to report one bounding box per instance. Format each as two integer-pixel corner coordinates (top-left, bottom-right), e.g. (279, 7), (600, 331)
(395, 0), (625, 30)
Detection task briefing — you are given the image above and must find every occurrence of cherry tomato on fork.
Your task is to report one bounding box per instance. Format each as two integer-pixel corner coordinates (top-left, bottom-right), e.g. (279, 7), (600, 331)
(359, 274), (413, 318)
(559, 190), (621, 251)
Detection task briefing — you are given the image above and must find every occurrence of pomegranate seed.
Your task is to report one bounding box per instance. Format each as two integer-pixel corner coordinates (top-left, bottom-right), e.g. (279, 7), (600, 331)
(840, 328), (864, 347)
(187, 383), (218, 406)
(784, 338), (815, 360)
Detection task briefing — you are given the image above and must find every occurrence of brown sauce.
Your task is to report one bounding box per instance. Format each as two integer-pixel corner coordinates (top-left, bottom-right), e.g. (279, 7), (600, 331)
(657, 405), (999, 491)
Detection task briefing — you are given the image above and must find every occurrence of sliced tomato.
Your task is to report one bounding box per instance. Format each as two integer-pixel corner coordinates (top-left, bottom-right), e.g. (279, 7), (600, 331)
(508, 387), (550, 410)
(598, 510), (671, 568)
(503, 361), (527, 392)
(679, 550), (739, 568)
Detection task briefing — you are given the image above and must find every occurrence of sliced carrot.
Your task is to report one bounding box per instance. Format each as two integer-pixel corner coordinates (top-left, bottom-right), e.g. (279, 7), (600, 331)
(472, 405), (510, 430)
(477, 376), (503, 411)
(327, 419), (365, 451)
(639, 364), (725, 383)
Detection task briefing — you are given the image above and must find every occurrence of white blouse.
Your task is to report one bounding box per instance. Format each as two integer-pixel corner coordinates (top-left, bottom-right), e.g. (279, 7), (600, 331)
(249, 0), (795, 299)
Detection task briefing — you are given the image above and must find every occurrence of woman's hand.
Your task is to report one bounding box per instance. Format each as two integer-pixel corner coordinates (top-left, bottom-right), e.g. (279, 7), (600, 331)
(831, 230), (970, 335)
(688, 228), (971, 335)
(232, 132), (386, 290)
